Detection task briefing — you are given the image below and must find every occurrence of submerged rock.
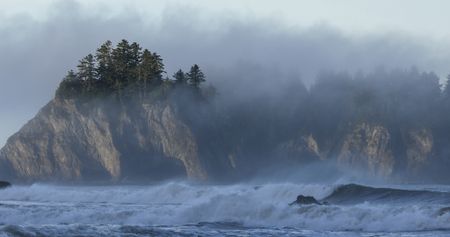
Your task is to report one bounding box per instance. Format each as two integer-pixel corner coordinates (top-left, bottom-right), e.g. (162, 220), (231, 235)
(0, 181), (11, 189)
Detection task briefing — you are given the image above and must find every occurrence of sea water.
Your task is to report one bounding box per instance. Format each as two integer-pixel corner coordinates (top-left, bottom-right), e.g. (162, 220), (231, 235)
(0, 182), (449, 236)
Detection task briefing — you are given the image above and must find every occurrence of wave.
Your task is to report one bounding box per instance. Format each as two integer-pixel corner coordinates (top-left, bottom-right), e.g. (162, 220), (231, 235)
(0, 182), (450, 232)
(322, 183), (450, 205)
(3, 223), (412, 237)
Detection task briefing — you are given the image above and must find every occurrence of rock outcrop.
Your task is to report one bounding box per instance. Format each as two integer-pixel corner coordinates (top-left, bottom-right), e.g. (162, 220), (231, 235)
(336, 123), (435, 179)
(276, 135), (322, 161)
(289, 195), (322, 206)
(404, 129), (433, 175)
(0, 97), (440, 183)
(338, 123), (394, 177)
(0, 97), (207, 182)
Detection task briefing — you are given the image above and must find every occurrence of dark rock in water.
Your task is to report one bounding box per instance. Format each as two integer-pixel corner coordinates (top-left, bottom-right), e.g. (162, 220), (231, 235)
(289, 195), (321, 206)
(0, 181), (11, 189)
(438, 207), (450, 216)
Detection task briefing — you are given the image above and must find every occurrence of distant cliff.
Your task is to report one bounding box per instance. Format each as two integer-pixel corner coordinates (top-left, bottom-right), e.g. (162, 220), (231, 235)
(0, 92), (438, 183)
(336, 123), (435, 179)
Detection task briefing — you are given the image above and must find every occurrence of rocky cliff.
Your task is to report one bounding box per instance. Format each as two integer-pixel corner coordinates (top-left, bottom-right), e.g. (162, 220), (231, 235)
(338, 123), (395, 177)
(0, 96), (207, 182)
(0, 94), (439, 183)
(336, 123), (434, 179)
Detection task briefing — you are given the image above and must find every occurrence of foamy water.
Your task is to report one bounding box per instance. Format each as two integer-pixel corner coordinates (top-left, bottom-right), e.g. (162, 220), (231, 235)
(0, 182), (449, 236)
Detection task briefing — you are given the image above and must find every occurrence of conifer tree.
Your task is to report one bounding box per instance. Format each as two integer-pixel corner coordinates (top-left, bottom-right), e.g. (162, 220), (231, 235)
(56, 39), (206, 99)
(139, 49), (154, 90)
(77, 54), (96, 81)
(96, 40), (113, 86)
(112, 39), (132, 89)
(139, 50), (165, 87)
(77, 54), (96, 92)
(150, 52), (165, 82)
(186, 64), (205, 88)
(129, 42), (142, 83)
(65, 70), (78, 81)
(173, 69), (187, 84)
(56, 70), (81, 98)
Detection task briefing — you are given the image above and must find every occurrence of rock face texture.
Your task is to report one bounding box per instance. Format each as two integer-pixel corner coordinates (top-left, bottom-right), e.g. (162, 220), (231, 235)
(0, 97), (207, 182)
(0, 95), (439, 183)
(338, 123), (394, 177)
(404, 129), (433, 174)
(276, 135), (322, 161)
(336, 123), (435, 178)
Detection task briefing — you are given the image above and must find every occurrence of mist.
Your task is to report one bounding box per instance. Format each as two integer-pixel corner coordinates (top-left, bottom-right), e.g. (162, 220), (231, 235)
(5, 2), (450, 236)
(2, 1), (450, 147)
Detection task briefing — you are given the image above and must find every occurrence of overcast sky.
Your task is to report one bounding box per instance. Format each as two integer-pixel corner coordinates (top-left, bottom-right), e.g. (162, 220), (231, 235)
(1, 0), (450, 146)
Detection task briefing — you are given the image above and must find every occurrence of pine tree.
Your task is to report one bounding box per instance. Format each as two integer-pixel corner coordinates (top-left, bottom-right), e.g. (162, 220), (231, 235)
(77, 54), (96, 92)
(112, 39), (132, 89)
(139, 49), (154, 90)
(56, 70), (81, 98)
(186, 64), (205, 88)
(150, 52), (165, 82)
(65, 70), (78, 81)
(56, 39), (199, 99)
(129, 42), (142, 83)
(173, 69), (187, 84)
(139, 50), (165, 87)
(96, 40), (113, 87)
(77, 54), (96, 81)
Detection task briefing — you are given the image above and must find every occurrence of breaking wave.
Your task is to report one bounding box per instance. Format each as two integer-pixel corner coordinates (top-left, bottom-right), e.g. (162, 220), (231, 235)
(0, 182), (450, 235)
(323, 183), (450, 205)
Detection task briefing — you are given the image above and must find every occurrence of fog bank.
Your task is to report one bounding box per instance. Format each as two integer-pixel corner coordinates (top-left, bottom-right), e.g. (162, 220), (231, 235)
(1, 1), (450, 145)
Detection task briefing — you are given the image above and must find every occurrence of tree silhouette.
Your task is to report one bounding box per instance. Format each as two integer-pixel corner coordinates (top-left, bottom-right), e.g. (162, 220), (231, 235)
(186, 64), (205, 88)
(77, 54), (96, 92)
(129, 42), (142, 84)
(56, 70), (82, 98)
(173, 69), (187, 85)
(56, 39), (205, 99)
(96, 40), (113, 87)
(112, 39), (132, 89)
(139, 49), (154, 90)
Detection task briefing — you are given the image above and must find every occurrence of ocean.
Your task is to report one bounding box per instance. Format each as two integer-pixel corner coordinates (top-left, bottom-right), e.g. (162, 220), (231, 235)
(0, 181), (449, 236)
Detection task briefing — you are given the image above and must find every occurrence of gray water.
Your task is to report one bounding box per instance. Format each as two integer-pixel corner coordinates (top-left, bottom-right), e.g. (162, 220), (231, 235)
(0, 182), (450, 236)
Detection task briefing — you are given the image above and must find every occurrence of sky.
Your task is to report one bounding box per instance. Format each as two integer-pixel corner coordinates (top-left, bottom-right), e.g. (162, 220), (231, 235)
(1, 0), (450, 146)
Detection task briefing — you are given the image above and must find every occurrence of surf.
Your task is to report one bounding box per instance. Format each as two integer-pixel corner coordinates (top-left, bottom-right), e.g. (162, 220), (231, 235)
(322, 183), (450, 205)
(0, 182), (449, 233)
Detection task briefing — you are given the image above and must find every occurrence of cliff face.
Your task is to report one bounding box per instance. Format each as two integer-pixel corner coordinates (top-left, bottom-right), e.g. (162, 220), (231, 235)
(0, 95), (439, 183)
(0, 97), (207, 182)
(276, 135), (322, 161)
(336, 123), (434, 179)
(338, 123), (395, 177)
(404, 129), (433, 174)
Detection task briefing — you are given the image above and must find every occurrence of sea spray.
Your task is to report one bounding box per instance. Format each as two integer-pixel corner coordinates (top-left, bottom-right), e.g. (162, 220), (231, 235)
(0, 182), (449, 234)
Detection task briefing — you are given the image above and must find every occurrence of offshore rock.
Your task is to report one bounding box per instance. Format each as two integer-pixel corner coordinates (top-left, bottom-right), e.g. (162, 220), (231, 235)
(0, 181), (11, 189)
(289, 195), (322, 206)
(0, 96), (207, 182)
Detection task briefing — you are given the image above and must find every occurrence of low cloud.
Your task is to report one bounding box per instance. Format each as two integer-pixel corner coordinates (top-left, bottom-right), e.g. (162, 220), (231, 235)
(0, 0), (449, 145)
